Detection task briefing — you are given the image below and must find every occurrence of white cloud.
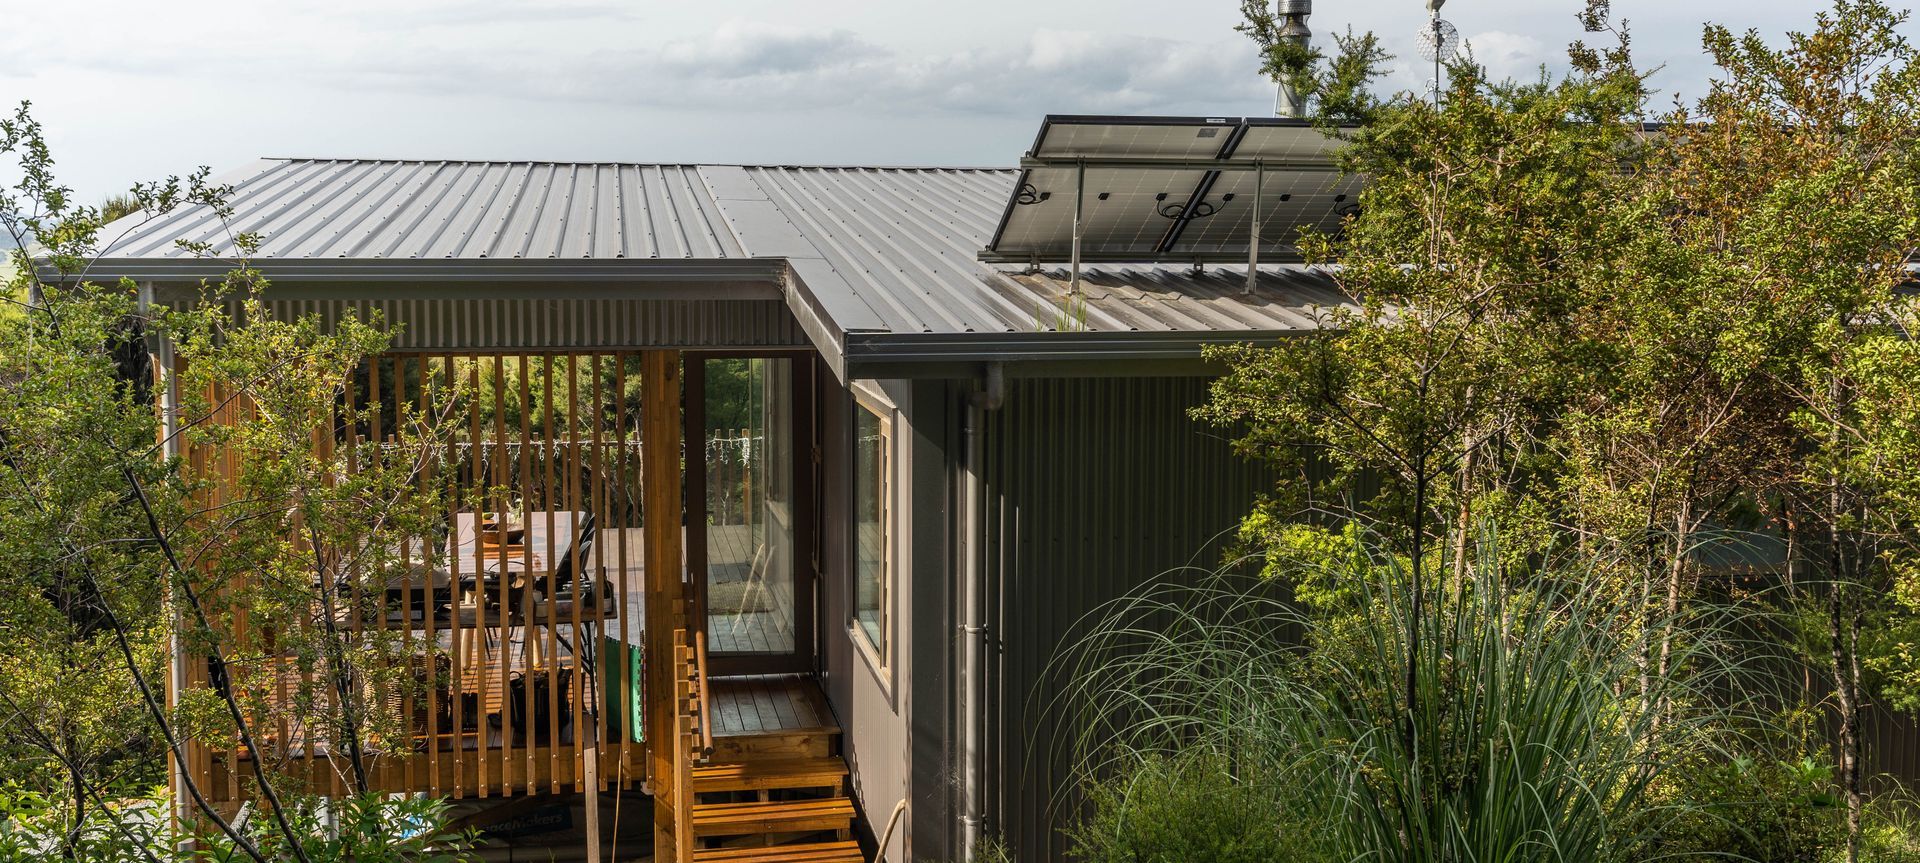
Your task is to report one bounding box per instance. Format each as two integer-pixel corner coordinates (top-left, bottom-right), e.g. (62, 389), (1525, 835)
(1465, 30), (1553, 82)
(4, 0), (1917, 204)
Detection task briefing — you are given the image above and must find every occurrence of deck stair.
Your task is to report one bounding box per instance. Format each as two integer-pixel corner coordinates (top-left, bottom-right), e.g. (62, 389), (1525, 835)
(691, 797), (855, 838)
(670, 636), (858, 862)
(690, 841), (863, 863)
(693, 757), (849, 794)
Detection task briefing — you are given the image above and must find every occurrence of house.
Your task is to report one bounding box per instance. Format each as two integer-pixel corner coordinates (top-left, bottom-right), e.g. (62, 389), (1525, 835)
(65, 114), (1354, 862)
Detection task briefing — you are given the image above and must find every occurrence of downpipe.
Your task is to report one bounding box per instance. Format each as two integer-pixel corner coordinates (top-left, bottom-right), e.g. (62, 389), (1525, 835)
(959, 362), (1003, 861)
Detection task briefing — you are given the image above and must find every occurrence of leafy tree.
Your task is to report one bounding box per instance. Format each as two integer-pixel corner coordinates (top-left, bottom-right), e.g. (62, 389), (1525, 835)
(1625, 6), (1920, 858)
(0, 101), (475, 861)
(1210, 3), (1920, 860)
(1200, 6), (1647, 744)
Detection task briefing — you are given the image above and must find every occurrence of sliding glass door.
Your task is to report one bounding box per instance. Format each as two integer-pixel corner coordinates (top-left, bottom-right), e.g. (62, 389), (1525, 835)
(693, 354), (814, 672)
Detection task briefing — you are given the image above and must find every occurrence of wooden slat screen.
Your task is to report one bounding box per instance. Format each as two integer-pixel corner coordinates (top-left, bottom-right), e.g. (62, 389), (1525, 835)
(183, 351), (663, 802)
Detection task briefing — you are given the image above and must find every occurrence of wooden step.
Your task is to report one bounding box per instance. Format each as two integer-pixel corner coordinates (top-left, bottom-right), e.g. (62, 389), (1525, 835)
(691, 840), (864, 863)
(711, 727), (840, 762)
(693, 757), (849, 793)
(691, 798), (855, 838)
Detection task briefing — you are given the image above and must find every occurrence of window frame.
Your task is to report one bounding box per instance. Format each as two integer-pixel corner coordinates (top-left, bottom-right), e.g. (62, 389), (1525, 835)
(848, 384), (896, 686)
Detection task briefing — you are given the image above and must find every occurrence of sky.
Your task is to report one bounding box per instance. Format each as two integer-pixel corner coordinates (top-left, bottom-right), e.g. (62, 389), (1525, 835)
(4, 0), (1915, 203)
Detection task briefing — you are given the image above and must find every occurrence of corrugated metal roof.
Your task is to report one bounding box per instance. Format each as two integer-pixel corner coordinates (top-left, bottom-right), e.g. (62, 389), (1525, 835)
(102, 159), (745, 260)
(84, 157), (1347, 371)
(739, 165), (1342, 336)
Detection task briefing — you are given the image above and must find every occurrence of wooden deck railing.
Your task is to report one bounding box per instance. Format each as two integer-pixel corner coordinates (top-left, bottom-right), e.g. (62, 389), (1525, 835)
(180, 350), (679, 804)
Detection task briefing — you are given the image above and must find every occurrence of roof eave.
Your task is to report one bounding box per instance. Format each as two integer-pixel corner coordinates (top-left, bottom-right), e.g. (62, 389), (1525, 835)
(841, 328), (1312, 378)
(38, 255), (789, 288)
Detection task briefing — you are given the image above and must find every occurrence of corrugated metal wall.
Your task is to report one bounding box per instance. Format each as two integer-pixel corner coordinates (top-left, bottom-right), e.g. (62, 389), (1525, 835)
(216, 298), (810, 350)
(1864, 697), (1920, 790)
(978, 376), (1272, 862)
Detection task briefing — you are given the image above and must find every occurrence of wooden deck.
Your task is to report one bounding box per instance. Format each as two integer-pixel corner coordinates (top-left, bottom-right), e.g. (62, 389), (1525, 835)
(706, 523), (796, 655)
(708, 675), (832, 737)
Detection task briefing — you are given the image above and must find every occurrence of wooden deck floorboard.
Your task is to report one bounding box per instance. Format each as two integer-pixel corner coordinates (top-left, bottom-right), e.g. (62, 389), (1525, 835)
(708, 675), (829, 736)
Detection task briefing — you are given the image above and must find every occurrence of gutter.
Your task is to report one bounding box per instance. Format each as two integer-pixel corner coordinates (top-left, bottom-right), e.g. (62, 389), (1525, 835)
(959, 362), (1004, 861)
(38, 255), (789, 286)
(844, 329), (1311, 368)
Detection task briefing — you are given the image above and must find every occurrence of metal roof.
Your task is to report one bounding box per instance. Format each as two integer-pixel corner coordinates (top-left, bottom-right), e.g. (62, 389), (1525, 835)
(78, 157), (1349, 375)
(100, 159), (744, 261)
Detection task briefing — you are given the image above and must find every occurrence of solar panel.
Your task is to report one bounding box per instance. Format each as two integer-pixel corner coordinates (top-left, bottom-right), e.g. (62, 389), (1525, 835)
(1032, 115), (1241, 160)
(1167, 169), (1363, 257)
(982, 115), (1353, 265)
(1235, 118), (1345, 162)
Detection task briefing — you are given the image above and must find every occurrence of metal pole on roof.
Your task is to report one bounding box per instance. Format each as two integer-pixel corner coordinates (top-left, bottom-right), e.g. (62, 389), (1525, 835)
(1273, 1), (1313, 118)
(1071, 159), (1085, 299)
(1246, 162), (1263, 296)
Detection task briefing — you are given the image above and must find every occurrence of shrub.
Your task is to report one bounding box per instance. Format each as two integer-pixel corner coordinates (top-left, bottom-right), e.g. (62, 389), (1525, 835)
(1061, 527), (1771, 863)
(1856, 793), (1920, 863)
(1638, 752), (1843, 863)
(1069, 750), (1317, 863)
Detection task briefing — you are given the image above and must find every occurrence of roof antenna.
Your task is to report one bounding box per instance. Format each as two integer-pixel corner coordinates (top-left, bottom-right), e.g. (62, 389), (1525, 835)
(1273, 0), (1312, 118)
(1416, 0), (1460, 106)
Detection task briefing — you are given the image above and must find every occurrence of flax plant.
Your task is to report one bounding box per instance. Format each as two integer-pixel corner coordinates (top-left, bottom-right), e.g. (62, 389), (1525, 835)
(1060, 527), (1783, 863)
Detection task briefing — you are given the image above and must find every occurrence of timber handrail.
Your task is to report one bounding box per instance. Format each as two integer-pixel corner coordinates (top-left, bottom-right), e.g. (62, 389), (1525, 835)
(694, 630), (714, 759)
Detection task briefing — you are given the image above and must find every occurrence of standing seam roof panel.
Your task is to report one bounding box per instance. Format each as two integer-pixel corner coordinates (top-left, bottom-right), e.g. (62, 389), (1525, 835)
(274, 161), (408, 257)
(761, 168), (977, 333)
(145, 160), (344, 258)
(744, 168), (943, 332)
(105, 160), (281, 258)
(86, 158), (1342, 340)
(832, 169), (1044, 332)
(381, 162), (482, 258)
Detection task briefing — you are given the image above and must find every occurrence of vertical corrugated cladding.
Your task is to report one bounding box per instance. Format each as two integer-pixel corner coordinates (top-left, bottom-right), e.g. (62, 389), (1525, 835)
(236, 298), (809, 350)
(977, 375), (1272, 862)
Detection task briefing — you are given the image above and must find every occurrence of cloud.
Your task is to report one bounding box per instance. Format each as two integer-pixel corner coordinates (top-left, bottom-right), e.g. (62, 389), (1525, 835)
(1464, 30), (1554, 82)
(0, 2), (1270, 119)
(653, 22), (885, 79)
(533, 25), (1270, 116)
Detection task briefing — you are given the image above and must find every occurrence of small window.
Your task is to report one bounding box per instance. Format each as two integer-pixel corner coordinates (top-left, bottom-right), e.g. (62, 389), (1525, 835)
(852, 389), (892, 667)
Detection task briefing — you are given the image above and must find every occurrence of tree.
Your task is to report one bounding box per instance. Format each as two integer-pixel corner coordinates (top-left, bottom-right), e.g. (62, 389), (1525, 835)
(0, 100), (474, 861)
(1200, 9), (1647, 746)
(1624, 7), (1920, 858)
(1210, 4), (1920, 858)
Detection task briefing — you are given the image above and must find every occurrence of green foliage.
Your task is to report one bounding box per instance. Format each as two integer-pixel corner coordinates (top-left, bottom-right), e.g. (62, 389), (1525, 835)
(1208, 3), (1920, 858)
(1236, 1), (1389, 124)
(1064, 528), (1769, 863)
(1643, 749), (1845, 862)
(0, 98), (478, 860)
(221, 794), (476, 863)
(0, 99), (235, 853)
(1070, 751), (1315, 863)
(1858, 794), (1920, 863)
(0, 788), (475, 863)
(1198, 30), (1646, 575)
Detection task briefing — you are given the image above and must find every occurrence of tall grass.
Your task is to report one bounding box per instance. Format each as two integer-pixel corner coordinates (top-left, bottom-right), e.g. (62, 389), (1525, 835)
(1058, 527), (1789, 863)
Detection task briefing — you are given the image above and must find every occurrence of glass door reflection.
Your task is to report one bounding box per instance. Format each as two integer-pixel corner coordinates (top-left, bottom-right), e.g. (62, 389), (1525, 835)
(703, 357), (796, 656)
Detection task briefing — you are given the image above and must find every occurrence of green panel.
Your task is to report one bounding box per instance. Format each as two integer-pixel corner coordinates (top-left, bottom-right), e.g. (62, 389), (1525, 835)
(599, 635), (646, 744)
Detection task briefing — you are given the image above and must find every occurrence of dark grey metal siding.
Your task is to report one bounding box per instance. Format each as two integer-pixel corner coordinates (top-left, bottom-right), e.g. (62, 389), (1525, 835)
(978, 376), (1273, 862)
(208, 297), (810, 350)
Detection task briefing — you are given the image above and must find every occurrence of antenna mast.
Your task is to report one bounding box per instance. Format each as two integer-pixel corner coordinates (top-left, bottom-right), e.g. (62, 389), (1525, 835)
(1416, 0), (1461, 105)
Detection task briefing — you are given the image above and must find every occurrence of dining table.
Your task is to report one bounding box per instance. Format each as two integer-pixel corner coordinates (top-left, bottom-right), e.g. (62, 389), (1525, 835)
(380, 510), (584, 612)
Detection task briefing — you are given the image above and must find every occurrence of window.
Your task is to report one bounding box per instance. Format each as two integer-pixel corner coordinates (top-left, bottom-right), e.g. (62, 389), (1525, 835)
(852, 389), (892, 665)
